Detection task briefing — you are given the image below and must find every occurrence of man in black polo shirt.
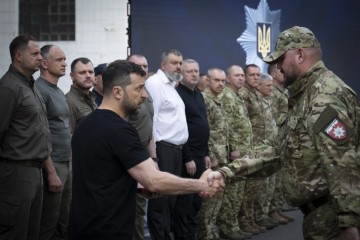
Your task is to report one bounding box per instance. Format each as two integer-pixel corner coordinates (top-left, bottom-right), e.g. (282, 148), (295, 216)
(0, 35), (52, 240)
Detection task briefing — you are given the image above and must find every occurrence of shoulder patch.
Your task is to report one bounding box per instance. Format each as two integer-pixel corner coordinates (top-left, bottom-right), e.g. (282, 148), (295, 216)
(313, 106), (353, 144)
(324, 118), (347, 140)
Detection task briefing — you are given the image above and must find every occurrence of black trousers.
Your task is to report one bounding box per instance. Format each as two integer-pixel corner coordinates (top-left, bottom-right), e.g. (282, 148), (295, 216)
(147, 141), (182, 240)
(172, 156), (207, 240)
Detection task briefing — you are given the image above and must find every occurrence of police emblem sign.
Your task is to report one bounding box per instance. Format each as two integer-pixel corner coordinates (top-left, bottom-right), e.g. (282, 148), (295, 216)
(237, 0), (281, 72)
(257, 23), (271, 59)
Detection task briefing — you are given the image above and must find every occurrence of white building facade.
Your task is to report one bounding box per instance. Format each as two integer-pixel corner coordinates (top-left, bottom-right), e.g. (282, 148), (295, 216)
(0, 0), (128, 93)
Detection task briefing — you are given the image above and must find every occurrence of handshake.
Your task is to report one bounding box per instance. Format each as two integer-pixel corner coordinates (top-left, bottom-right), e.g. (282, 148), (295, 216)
(199, 146), (280, 197)
(135, 149), (279, 200)
(199, 169), (226, 198)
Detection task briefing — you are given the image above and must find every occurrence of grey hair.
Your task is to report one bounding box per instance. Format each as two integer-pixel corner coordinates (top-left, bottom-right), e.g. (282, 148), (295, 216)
(160, 49), (182, 63)
(259, 73), (273, 85)
(181, 59), (199, 70)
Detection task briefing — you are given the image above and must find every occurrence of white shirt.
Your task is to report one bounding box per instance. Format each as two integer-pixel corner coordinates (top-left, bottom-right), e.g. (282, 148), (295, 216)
(145, 69), (188, 145)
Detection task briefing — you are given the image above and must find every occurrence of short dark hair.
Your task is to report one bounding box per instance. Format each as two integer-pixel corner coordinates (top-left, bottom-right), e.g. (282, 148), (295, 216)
(9, 35), (37, 62)
(102, 60), (146, 96)
(126, 54), (145, 61)
(71, 57), (92, 73)
(244, 64), (260, 75)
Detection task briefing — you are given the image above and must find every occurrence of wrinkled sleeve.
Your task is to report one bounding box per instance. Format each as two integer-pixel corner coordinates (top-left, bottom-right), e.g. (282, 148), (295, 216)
(0, 87), (17, 143)
(182, 142), (192, 163)
(218, 142), (279, 178)
(221, 93), (237, 152)
(218, 154), (278, 179)
(145, 79), (161, 143)
(309, 89), (360, 227)
(66, 99), (77, 134)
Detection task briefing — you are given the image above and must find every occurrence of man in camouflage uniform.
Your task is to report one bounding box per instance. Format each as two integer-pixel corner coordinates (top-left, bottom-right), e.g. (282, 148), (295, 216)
(263, 26), (360, 239)
(238, 64), (270, 234)
(253, 73), (280, 230)
(197, 67), (228, 240)
(267, 63), (294, 224)
(217, 65), (253, 240)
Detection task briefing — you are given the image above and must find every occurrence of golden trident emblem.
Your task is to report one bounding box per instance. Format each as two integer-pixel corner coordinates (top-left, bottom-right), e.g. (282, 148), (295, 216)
(257, 23), (271, 59)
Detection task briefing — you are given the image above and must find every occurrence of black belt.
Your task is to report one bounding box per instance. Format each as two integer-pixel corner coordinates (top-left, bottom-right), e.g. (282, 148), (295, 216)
(299, 195), (329, 216)
(0, 158), (44, 169)
(158, 141), (183, 150)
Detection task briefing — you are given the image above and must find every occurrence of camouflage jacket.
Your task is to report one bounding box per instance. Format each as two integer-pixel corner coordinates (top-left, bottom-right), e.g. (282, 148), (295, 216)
(283, 60), (360, 227)
(220, 86), (253, 157)
(202, 90), (229, 167)
(262, 97), (277, 140)
(270, 84), (289, 127)
(239, 84), (266, 145)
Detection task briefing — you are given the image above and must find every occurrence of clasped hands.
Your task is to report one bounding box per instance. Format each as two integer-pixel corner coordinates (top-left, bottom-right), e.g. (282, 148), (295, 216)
(199, 169), (225, 197)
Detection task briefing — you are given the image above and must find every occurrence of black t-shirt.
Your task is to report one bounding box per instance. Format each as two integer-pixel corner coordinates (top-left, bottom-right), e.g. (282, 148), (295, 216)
(69, 109), (149, 240)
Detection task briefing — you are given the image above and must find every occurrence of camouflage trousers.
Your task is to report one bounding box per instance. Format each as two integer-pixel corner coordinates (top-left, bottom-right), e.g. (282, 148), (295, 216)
(238, 178), (264, 225)
(254, 174), (276, 221)
(269, 170), (287, 213)
(196, 191), (224, 240)
(302, 200), (340, 239)
(217, 178), (246, 235)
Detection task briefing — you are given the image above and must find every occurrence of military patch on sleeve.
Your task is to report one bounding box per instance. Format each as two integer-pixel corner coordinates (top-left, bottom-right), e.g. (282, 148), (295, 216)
(313, 105), (353, 144)
(324, 118), (347, 140)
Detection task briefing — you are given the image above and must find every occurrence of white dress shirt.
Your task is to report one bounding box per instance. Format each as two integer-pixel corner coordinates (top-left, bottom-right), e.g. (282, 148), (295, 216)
(145, 69), (188, 145)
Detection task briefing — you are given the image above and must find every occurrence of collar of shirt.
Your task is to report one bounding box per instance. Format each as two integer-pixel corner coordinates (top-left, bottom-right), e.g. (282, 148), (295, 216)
(157, 69), (178, 88)
(177, 82), (196, 94)
(9, 64), (35, 88)
(70, 84), (96, 100)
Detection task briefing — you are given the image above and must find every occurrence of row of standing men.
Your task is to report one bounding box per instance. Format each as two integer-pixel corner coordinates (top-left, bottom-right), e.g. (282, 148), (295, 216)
(0, 35), (263, 240)
(2, 25), (360, 240)
(0, 35), (285, 240)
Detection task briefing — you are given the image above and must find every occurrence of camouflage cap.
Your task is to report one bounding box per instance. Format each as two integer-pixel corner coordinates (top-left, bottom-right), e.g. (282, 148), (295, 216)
(263, 26), (321, 63)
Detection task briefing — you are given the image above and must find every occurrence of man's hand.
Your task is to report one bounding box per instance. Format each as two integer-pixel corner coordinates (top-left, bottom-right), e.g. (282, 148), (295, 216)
(340, 227), (359, 240)
(47, 171), (62, 193)
(198, 169), (225, 197)
(185, 160), (196, 176)
(204, 156), (211, 169)
(230, 150), (240, 161)
(206, 170), (225, 187)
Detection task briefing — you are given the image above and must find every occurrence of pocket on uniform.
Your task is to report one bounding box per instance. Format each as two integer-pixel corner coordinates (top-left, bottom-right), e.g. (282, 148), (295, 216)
(0, 197), (21, 233)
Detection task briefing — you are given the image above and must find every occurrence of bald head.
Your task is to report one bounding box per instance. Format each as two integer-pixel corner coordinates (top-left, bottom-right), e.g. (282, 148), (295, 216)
(226, 65), (245, 92)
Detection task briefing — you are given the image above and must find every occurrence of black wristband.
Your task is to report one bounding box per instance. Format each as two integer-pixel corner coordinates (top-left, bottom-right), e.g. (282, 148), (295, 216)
(152, 157), (159, 162)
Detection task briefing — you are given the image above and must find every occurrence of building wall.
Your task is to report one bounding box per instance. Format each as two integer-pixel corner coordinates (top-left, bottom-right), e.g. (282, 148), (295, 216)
(0, 0), (128, 93)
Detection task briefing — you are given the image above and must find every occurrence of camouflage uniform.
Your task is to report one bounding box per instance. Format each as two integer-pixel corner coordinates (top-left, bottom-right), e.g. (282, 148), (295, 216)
(263, 26), (360, 239)
(218, 145), (278, 179)
(196, 90), (228, 240)
(283, 61), (360, 238)
(268, 85), (290, 214)
(238, 84), (268, 228)
(217, 86), (253, 236)
(254, 97), (278, 223)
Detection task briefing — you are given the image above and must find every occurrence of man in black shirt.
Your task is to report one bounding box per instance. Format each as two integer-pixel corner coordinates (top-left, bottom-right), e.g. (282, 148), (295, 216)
(69, 60), (224, 240)
(174, 59), (210, 240)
